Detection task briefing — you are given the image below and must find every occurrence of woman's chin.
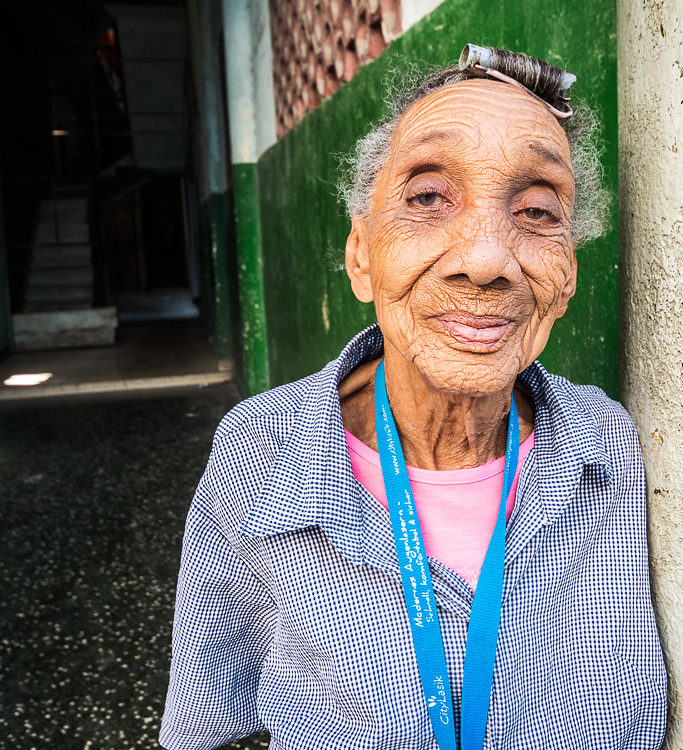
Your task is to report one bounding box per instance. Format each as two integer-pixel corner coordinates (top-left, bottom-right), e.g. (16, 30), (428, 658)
(416, 352), (522, 398)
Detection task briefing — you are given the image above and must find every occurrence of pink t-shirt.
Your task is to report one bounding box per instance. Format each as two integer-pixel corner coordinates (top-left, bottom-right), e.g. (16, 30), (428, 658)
(345, 428), (535, 591)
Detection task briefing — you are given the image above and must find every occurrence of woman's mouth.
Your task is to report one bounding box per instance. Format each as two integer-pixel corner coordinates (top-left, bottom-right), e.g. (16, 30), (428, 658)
(436, 311), (513, 346)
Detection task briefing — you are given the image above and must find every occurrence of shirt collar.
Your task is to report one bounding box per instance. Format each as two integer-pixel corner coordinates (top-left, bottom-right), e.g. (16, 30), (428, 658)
(517, 356), (613, 520)
(238, 324), (612, 564)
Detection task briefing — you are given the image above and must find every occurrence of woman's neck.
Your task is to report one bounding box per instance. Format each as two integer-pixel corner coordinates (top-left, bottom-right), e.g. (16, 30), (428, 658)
(338, 348), (535, 471)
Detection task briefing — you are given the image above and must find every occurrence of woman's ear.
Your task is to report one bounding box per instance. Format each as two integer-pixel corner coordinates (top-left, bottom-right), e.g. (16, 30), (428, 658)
(345, 216), (374, 303)
(557, 250), (578, 318)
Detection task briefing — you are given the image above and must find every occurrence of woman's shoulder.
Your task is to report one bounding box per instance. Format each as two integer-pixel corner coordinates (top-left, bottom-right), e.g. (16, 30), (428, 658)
(524, 361), (643, 478)
(191, 372), (320, 536)
(548, 371), (637, 435)
(202, 360), (335, 486)
(216, 360), (337, 436)
(192, 356), (350, 547)
(526, 361), (636, 433)
(217, 376), (309, 436)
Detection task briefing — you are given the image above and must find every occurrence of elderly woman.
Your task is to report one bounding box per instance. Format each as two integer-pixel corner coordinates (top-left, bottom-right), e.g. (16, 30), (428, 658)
(160, 46), (666, 750)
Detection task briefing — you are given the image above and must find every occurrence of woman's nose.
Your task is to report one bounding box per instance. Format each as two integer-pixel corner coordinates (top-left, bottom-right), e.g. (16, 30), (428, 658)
(434, 214), (522, 288)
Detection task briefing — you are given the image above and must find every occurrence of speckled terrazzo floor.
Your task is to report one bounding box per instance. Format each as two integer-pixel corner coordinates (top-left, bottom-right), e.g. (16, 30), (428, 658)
(0, 385), (270, 749)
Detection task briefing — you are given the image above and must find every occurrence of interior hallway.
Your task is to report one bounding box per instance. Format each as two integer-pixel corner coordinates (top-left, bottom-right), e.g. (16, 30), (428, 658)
(0, 383), (267, 749)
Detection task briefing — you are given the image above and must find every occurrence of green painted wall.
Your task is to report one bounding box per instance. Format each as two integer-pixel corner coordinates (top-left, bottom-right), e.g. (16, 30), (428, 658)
(258, 0), (619, 397)
(233, 163), (270, 395)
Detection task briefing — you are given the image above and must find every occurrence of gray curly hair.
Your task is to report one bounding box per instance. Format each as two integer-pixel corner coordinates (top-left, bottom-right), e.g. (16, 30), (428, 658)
(339, 55), (611, 247)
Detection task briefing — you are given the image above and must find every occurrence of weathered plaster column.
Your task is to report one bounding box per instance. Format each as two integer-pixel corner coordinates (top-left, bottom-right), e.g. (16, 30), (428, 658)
(186, 0), (233, 367)
(618, 1), (682, 745)
(222, 0), (276, 395)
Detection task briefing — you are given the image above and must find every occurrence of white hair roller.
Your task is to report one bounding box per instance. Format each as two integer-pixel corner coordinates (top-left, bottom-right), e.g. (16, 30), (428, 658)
(459, 42), (577, 95)
(559, 71), (577, 91)
(459, 44), (494, 70)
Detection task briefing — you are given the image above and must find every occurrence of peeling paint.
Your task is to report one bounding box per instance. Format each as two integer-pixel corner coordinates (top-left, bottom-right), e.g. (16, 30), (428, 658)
(651, 429), (664, 445)
(321, 290), (330, 332)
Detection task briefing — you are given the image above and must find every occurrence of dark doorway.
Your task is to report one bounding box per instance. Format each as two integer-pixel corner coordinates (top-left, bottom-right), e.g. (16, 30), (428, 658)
(0, 0), (206, 351)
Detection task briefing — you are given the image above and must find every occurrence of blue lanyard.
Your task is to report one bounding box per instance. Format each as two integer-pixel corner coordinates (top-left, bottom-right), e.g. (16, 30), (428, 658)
(374, 360), (519, 750)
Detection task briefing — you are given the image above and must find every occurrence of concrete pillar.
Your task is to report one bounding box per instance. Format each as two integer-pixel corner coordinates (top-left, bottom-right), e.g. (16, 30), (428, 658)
(187, 0), (228, 201)
(618, 1), (682, 745)
(222, 0), (276, 395)
(186, 0), (234, 367)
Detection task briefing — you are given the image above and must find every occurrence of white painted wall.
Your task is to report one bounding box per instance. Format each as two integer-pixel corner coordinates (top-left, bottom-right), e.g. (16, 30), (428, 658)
(400, 0), (445, 31)
(618, 1), (682, 746)
(222, 0), (277, 164)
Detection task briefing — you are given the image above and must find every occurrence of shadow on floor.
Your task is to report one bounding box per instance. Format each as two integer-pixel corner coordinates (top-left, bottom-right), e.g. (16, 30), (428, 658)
(0, 385), (269, 749)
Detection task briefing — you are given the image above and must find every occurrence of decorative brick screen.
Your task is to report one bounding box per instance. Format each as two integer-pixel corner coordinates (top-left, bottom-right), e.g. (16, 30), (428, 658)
(269, 0), (402, 137)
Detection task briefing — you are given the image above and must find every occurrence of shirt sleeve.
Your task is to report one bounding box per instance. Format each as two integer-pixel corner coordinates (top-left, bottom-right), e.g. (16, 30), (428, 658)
(159, 453), (275, 750)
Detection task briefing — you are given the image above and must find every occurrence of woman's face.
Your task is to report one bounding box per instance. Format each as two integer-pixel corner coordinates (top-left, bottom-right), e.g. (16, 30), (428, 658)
(346, 79), (578, 397)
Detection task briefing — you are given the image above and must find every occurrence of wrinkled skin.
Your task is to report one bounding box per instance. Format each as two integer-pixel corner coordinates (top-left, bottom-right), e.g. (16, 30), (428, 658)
(340, 79), (578, 469)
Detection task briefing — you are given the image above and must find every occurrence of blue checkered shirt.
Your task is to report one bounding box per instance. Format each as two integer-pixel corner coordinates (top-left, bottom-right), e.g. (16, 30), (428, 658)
(160, 325), (667, 749)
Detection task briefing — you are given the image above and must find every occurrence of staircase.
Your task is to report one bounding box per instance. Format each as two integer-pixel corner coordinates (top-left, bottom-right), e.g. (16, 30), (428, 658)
(12, 191), (117, 350)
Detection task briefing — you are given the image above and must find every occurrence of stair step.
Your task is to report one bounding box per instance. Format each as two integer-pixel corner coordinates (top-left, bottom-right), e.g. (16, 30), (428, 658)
(35, 224), (89, 244)
(32, 244), (91, 267)
(37, 200), (88, 223)
(26, 279), (92, 296)
(28, 266), (94, 286)
(12, 307), (118, 349)
(23, 299), (93, 313)
(39, 196), (88, 210)
(34, 193), (91, 245)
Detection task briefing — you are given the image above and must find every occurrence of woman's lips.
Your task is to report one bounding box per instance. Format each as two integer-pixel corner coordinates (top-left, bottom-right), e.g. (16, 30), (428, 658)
(436, 312), (513, 346)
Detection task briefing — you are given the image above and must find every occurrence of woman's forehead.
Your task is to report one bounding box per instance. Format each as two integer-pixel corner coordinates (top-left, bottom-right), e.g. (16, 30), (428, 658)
(393, 79), (571, 160)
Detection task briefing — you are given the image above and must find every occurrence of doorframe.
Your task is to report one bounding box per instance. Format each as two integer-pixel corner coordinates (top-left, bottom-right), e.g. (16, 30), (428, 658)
(0, 176), (14, 360)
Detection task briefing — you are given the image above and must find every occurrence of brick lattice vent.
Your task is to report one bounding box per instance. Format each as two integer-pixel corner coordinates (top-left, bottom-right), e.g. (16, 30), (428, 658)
(270, 0), (402, 137)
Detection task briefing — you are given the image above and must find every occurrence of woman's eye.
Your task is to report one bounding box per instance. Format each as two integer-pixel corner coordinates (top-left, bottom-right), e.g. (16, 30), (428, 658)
(409, 191), (444, 208)
(519, 207), (557, 221)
